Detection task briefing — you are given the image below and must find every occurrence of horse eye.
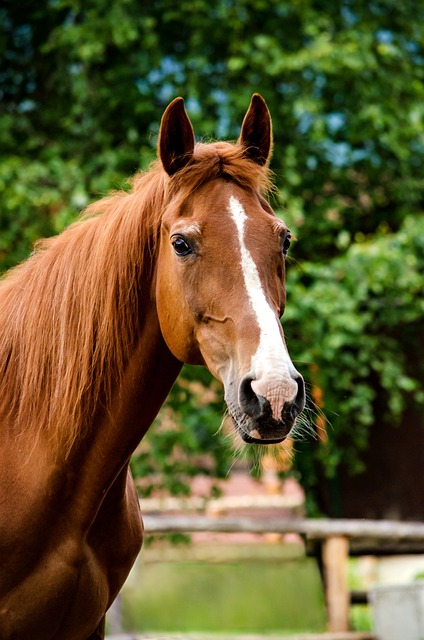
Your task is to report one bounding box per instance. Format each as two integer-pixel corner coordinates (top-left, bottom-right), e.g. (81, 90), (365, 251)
(172, 236), (192, 257)
(282, 232), (291, 256)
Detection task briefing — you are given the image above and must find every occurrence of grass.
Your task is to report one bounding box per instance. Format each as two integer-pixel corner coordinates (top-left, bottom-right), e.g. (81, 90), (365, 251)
(120, 542), (327, 634)
(348, 558), (373, 632)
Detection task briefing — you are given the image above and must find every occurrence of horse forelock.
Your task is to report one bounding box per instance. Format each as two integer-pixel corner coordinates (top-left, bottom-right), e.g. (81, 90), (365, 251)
(0, 140), (272, 459)
(171, 141), (273, 200)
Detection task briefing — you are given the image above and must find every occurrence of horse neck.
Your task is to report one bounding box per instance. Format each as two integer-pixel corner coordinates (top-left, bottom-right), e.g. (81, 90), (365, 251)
(0, 174), (180, 465)
(1, 261), (182, 532)
(0, 291), (182, 543)
(69, 297), (182, 516)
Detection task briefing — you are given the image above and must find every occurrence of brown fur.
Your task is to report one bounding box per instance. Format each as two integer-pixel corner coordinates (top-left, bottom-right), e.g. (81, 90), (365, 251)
(0, 142), (271, 460)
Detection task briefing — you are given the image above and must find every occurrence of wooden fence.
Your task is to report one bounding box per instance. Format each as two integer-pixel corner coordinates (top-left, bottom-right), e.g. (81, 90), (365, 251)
(140, 515), (424, 634)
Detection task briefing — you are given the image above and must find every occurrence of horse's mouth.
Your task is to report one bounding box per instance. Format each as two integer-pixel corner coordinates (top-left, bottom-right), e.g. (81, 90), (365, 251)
(240, 431), (288, 445)
(228, 406), (294, 446)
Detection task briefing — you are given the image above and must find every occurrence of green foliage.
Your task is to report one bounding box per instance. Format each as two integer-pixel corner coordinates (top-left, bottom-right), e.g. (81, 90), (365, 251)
(1, 0), (423, 504)
(130, 365), (230, 498)
(285, 214), (424, 491)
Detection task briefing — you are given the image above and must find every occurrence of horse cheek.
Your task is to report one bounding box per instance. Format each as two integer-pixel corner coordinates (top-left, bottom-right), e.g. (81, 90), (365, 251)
(155, 267), (202, 365)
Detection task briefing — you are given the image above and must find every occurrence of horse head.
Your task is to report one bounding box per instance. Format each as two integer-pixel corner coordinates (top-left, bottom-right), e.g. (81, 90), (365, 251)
(156, 94), (305, 444)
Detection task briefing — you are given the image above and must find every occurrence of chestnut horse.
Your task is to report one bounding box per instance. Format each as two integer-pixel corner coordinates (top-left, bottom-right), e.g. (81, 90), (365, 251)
(0, 95), (304, 638)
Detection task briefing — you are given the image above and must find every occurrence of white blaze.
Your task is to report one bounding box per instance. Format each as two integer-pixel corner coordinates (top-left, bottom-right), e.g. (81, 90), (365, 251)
(228, 195), (297, 417)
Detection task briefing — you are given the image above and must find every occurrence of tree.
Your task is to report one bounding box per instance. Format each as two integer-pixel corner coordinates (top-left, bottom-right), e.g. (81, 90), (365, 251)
(1, 0), (423, 509)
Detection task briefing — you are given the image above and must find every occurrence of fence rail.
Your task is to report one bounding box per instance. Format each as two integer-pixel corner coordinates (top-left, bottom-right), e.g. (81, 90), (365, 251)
(141, 514), (424, 634)
(143, 514), (424, 541)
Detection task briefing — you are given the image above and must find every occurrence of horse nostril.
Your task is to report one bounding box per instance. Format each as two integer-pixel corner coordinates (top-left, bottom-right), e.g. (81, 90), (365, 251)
(289, 403), (297, 420)
(239, 375), (267, 419)
(291, 374), (306, 419)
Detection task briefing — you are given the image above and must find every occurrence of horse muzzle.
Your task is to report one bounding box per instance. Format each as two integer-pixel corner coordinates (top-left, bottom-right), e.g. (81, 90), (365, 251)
(227, 373), (305, 445)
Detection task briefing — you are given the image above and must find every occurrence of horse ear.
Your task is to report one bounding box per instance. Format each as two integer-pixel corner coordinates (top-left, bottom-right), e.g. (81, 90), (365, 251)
(159, 97), (195, 176)
(238, 93), (272, 166)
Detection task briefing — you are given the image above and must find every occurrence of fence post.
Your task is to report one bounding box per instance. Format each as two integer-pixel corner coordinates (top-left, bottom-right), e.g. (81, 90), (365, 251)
(322, 534), (350, 632)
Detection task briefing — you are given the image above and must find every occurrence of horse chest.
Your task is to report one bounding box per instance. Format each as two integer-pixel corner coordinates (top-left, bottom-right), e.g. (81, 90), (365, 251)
(0, 466), (142, 639)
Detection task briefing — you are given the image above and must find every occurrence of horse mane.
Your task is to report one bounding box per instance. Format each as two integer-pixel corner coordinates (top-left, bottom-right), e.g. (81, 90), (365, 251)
(0, 141), (272, 459)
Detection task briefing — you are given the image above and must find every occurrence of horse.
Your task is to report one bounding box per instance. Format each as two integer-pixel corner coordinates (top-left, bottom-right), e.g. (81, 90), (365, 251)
(0, 94), (305, 639)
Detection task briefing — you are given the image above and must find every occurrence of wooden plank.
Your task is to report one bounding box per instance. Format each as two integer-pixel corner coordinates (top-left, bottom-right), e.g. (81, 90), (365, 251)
(322, 536), (350, 632)
(143, 514), (424, 542)
(347, 540), (424, 555)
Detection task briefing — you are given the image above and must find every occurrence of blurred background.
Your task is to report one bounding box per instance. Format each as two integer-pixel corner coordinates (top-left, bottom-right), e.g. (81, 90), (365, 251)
(1, 0), (424, 634)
